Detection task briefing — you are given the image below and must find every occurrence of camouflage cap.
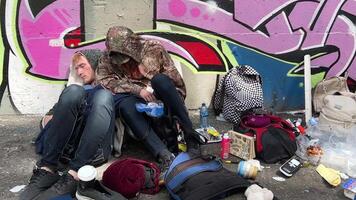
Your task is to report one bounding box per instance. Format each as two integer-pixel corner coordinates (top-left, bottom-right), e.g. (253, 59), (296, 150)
(105, 26), (142, 63)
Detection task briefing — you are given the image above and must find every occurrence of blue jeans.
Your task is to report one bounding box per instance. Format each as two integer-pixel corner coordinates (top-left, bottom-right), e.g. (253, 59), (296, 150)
(116, 74), (193, 158)
(39, 85), (115, 171)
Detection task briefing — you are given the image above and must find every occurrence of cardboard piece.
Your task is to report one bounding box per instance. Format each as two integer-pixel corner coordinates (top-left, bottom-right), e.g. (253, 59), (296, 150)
(228, 130), (256, 160)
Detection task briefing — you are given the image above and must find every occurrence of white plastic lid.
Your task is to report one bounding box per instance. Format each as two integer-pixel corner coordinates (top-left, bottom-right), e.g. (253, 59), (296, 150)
(223, 133), (229, 139)
(77, 165), (97, 182)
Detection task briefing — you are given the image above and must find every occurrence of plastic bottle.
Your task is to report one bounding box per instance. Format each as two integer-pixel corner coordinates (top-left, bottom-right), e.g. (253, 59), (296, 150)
(220, 133), (230, 159)
(200, 103), (209, 129)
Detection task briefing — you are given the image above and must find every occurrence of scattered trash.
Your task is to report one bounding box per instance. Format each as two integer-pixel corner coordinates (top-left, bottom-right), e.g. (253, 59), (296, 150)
(316, 164), (341, 186)
(245, 184), (274, 200)
(237, 161), (258, 179)
(342, 178), (356, 199)
(247, 159), (262, 171)
(10, 185), (26, 193)
(340, 172), (350, 180)
(216, 113), (227, 122)
(272, 176), (286, 182)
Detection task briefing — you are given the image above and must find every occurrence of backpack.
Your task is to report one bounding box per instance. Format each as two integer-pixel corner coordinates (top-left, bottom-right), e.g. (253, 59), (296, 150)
(318, 92), (356, 132)
(164, 152), (251, 200)
(235, 114), (297, 163)
(313, 75), (349, 112)
(213, 65), (264, 126)
(313, 74), (356, 132)
(102, 158), (161, 198)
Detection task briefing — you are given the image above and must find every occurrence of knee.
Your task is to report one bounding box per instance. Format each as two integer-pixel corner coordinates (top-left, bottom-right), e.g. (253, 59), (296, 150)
(151, 74), (172, 91)
(91, 90), (114, 111)
(60, 85), (85, 106)
(118, 97), (137, 117)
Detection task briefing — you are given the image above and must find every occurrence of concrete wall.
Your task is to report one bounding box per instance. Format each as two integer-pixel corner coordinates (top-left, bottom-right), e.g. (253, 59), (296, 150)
(0, 0), (355, 114)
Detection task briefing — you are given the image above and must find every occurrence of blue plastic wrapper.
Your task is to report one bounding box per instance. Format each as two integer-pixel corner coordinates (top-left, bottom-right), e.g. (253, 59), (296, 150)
(135, 102), (164, 117)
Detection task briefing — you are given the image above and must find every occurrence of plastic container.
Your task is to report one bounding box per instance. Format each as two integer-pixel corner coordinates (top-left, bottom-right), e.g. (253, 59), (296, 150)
(220, 133), (230, 159)
(237, 161), (258, 179)
(200, 103), (209, 129)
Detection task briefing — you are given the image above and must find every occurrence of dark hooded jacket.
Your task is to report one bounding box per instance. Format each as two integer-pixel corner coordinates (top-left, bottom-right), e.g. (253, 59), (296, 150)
(95, 26), (186, 98)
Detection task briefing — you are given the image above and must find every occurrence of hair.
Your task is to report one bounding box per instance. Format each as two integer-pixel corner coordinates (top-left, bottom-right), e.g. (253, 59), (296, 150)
(72, 52), (85, 67)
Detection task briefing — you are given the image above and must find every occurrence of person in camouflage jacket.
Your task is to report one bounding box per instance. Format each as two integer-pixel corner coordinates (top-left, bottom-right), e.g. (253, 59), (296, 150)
(96, 26), (204, 173)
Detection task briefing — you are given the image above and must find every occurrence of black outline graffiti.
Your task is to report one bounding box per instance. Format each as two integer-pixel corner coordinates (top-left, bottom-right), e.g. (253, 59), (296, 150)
(144, 31), (227, 72)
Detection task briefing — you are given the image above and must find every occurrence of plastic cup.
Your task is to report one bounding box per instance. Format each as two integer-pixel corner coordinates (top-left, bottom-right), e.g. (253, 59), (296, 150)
(78, 165), (97, 189)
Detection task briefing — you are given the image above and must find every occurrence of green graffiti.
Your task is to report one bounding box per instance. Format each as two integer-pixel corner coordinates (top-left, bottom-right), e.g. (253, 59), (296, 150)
(0, 19), (4, 85)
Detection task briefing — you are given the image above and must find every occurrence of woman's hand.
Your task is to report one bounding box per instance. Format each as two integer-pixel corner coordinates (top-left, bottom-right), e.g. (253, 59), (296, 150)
(139, 88), (156, 102)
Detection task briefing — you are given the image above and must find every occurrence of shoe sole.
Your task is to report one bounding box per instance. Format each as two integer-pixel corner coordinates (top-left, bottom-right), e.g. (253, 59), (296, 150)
(75, 191), (95, 200)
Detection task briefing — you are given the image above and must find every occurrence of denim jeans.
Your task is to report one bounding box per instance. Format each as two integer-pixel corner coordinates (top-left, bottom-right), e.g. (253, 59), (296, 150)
(39, 85), (115, 171)
(116, 74), (192, 158)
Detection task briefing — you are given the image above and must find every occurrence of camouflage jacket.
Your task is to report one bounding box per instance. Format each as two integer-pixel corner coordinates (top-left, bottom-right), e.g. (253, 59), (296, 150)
(95, 40), (186, 98)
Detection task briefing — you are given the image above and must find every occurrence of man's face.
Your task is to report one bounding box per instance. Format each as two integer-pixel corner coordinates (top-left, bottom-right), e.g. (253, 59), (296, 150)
(74, 56), (95, 84)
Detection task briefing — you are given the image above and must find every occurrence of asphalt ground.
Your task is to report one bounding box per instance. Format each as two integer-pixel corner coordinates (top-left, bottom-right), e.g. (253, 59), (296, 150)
(0, 112), (348, 200)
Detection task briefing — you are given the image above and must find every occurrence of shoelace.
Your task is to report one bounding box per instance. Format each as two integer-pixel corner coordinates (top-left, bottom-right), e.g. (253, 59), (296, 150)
(53, 174), (74, 190)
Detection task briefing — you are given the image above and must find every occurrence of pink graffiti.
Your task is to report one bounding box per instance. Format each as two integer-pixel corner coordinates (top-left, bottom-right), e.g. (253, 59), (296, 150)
(157, 0), (356, 79)
(190, 8), (201, 18)
(169, 0), (187, 17)
(19, 0), (104, 80)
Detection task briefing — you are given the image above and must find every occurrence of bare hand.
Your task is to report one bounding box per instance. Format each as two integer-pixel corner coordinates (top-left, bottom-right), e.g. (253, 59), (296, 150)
(138, 64), (147, 76)
(139, 89), (156, 102)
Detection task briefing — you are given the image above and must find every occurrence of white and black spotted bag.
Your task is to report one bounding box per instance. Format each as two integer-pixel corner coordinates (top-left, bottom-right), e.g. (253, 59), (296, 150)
(213, 65), (264, 126)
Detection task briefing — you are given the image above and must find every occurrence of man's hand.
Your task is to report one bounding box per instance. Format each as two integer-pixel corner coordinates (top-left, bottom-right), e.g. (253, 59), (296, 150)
(138, 64), (147, 76)
(139, 88), (156, 102)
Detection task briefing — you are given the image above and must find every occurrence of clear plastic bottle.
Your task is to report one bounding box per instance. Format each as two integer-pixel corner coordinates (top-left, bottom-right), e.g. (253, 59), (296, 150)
(220, 133), (230, 159)
(200, 103), (209, 128)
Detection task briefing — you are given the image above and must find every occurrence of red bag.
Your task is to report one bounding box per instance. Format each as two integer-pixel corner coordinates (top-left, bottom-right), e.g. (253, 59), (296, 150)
(235, 114), (297, 163)
(102, 158), (161, 198)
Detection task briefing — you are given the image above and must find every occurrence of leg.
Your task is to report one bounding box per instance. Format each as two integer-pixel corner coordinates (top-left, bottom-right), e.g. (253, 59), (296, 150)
(151, 74), (192, 129)
(117, 95), (167, 158)
(35, 89), (115, 200)
(151, 74), (203, 151)
(69, 89), (115, 171)
(20, 85), (85, 200)
(40, 85), (86, 170)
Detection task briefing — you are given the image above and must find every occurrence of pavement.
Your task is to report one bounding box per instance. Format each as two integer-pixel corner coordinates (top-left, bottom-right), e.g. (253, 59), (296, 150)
(0, 112), (349, 200)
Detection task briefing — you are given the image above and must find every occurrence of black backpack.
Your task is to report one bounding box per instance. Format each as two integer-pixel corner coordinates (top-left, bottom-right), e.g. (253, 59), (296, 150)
(164, 153), (251, 200)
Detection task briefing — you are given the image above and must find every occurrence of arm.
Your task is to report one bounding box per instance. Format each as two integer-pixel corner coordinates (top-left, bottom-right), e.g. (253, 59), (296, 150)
(140, 42), (186, 98)
(95, 53), (143, 95)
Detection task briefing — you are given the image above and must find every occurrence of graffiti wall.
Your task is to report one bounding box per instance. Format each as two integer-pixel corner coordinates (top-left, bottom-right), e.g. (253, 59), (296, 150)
(0, 0), (355, 114)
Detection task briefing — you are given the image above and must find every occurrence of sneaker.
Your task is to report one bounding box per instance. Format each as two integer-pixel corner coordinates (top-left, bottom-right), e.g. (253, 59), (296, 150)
(158, 150), (175, 181)
(184, 128), (207, 155)
(19, 168), (60, 200)
(76, 180), (127, 200)
(35, 173), (78, 200)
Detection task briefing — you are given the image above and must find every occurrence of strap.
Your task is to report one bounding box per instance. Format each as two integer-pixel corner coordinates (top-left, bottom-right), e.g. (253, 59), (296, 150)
(166, 159), (222, 192)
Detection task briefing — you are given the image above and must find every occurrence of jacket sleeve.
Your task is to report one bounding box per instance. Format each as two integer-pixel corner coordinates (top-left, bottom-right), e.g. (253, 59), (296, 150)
(95, 55), (143, 95)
